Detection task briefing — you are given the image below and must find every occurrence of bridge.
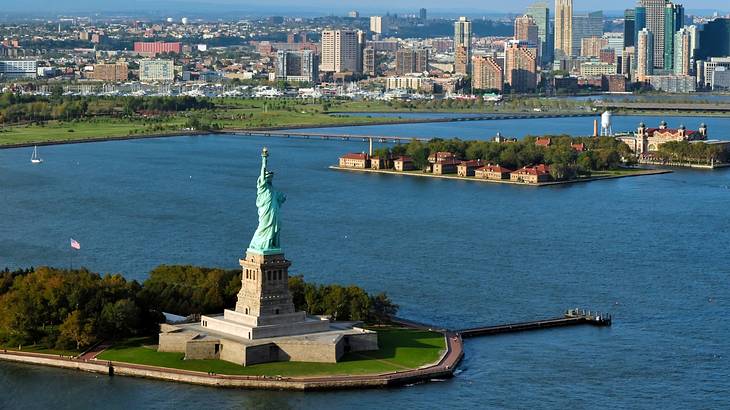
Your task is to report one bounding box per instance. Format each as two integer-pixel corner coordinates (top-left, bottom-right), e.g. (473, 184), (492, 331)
(231, 130), (429, 143)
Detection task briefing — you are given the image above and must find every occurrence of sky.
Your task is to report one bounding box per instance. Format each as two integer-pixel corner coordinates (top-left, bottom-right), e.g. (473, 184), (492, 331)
(3, 0), (729, 15)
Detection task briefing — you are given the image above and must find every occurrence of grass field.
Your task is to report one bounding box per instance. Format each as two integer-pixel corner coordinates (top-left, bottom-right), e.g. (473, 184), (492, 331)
(0, 343), (80, 357)
(97, 328), (445, 377)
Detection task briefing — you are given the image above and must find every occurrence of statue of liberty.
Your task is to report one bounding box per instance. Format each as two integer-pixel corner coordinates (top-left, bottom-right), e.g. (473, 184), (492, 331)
(248, 148), (286, 253)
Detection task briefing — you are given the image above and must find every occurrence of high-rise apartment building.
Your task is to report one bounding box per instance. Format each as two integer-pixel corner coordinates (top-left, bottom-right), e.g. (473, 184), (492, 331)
(275, 50), (319, 83)
(139, 59), (174, 82)
(515, 15), (539, 48)
(526, 2), (551, 65)
(554, 0), (573, 60)
(472, 55), (503, 92)
(639, 0), (668, 69)
(370, 16), (383, 34)
(572, 11), (603, 57)
(395, 48), (429, 75)
(695, 18), (730, 60)
(0, 60), (37, 79)
(454, 17), (472, 75)
(636, 28), (654, 81)
(420, 8), (428, 22)
(673, 27), (692, 75)
(663, 2), (684, 70)
(320, 30), (362, 74)
(624, 9), (636, 47)
(505, 41), (538, 93)
(363, 47), (376, 76)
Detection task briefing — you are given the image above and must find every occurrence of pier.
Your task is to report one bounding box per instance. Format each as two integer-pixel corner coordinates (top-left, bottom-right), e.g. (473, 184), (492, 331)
(459, 308), (612, 338)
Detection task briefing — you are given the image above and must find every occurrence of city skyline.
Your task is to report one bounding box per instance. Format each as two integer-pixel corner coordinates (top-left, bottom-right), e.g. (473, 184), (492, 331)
(2, 0), (729, 15)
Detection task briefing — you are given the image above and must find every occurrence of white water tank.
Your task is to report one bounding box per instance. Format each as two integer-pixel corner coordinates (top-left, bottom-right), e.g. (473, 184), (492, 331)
(600, 111), (612, 136)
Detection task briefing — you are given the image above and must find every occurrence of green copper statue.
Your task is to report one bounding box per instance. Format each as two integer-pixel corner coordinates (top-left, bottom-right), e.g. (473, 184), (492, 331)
(248, 148), (286, 253)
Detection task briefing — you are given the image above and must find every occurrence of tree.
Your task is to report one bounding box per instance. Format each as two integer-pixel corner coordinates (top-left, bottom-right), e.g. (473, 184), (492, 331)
(369, 293), (399, 324)
(58, 310), (95, 350)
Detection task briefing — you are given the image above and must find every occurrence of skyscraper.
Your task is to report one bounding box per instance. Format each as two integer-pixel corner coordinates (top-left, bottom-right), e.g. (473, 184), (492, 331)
(505, 41), (538, 93)
(419, 8), (427, 22)
(554, 0), (573, 60)
(637, 28), (654, 81)
(370, 16), (383, 34)
(526, 2), (551, 65)
(320, 30), (362, 74)
(572, 11), (603, 57)
(275, 50), (319, 83)
(454, 17), (473, 75)
(663, 2), (684, 70)
(363, 47), (376, 76)
(515, 15), (539, 48)
(695, 18), (730, 60)
(395, 48), (429, 75)
(674, 27), (692, 75)
(624, 9), (636, 47)
(639, 0), (668, 69)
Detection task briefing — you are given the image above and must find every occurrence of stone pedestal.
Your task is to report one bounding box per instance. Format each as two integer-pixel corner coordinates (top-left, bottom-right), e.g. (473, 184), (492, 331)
(200, 250), (330, 340)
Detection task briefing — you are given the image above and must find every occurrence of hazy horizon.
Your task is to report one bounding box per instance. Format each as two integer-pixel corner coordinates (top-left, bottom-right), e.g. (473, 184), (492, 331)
(2, 0), (728, 16)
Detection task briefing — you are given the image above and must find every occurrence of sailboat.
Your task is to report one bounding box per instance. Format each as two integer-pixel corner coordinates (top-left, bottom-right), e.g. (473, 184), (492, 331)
(31, 146), (43, 164)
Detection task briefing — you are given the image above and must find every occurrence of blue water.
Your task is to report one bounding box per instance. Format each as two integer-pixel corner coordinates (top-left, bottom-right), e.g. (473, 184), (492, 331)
(1, 118), (729, 409)
(309, 114), (730, 140)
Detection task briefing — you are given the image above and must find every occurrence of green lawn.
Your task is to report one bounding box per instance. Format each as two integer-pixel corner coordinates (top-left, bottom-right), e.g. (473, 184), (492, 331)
(0, 343), (80, 357)
(97, 328), (445, 377)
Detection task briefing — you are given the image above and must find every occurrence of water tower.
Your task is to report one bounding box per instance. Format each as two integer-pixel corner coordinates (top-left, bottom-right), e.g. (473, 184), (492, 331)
(600, 111), (613, 136)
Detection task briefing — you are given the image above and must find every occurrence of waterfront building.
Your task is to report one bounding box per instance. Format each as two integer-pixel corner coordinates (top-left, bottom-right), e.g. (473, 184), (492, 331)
(647, 74), (696, 92)
(581, 37), (608, 58)
(663, 2), (684, 71)
(370, 16), (383, 35)
(673, 27), (692, 75)
(133, 41), (181, 56)
(510, 164), (551, 183)
(394, 156), (415, 171)
(395, 48), (429, 75)
(624, 9), (636, 47)
(472, 55), (504, 92)
(572, 11), (603, 57)
(617, 121), (707, 154)
(457, 160), (485, 177)
(475, 164), (514, 180)
(386, 75), (428, 91)
(320, 30), (362, 74)
(711, 66), (730, 90)
(603, 74), (628, 92)
(90, 63), (128, 81)
(580, 62), (617, 76)
(454, 17), (472, 75)
(697, 57), (730, 88)
(515, 14), (539, 49)
(139, 59), (174, 82)
(432, 159), (461, 175)
(339, 153), (370, 168)
(695, 18), (730, 60)
(504, 41), (538, 93)
(554, 0), (573, 60)
(639, 0), (668, 69)
(275, 50), (318, 83)
(636, 28), (654, 82)
(370, 156), (393, 170)
(526, 2), (551, 65)
(0, 60), (37, 79)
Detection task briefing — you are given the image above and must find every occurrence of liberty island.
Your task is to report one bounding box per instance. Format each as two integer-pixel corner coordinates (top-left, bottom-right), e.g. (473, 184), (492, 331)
(158, 148), (379, 365)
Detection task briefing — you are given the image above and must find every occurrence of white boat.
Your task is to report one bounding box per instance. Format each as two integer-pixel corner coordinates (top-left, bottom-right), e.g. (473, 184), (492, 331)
(31, 146), (43, 164)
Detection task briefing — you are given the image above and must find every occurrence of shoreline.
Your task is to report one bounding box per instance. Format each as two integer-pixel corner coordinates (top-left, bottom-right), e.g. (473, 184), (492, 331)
(0, 328), (463, 391)
(0, 112), (596, 150)
(329, 166), (673, 186)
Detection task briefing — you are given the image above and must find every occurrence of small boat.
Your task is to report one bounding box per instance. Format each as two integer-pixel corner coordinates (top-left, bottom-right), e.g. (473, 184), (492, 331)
(31, 146), (43, 164)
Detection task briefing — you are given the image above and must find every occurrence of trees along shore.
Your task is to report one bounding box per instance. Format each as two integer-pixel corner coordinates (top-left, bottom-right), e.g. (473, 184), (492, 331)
(0, 266), (397, 352)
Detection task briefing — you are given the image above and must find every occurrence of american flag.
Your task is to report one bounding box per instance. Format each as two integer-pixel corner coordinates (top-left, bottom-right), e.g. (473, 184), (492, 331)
(70, 238), (81, 250)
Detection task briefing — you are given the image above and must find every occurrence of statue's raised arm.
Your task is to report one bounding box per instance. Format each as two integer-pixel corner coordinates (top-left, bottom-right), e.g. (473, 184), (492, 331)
(248, 148), (285, 254)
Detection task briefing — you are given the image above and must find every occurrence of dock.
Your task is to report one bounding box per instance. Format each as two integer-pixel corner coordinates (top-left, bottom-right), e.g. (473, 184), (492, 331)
(459, 308), (612, 338)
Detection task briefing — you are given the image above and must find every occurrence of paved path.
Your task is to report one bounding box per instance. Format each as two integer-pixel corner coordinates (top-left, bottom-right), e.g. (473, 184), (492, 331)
(78, 342), (113, 360)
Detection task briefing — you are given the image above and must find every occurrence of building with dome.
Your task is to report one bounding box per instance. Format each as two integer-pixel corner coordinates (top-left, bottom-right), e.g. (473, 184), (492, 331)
(616, 121), (708, 155)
